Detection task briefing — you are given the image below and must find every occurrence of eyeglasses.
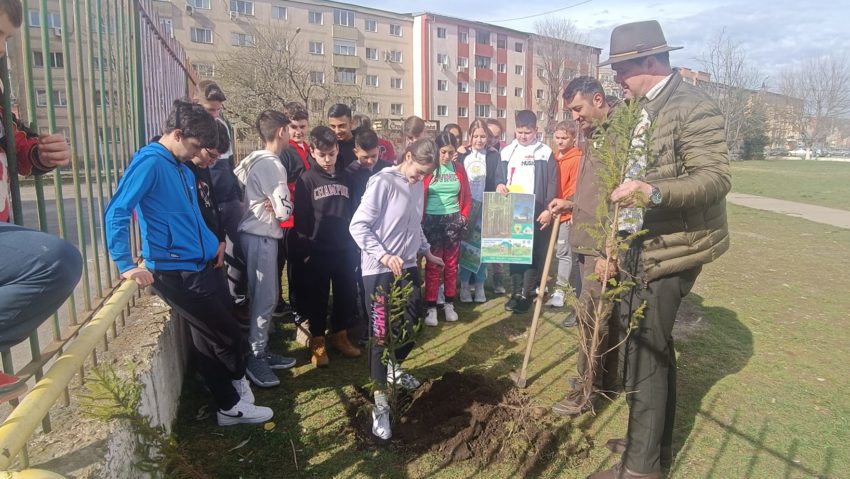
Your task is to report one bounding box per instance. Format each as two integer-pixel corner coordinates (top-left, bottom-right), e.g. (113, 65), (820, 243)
(204, 148), (221, 160)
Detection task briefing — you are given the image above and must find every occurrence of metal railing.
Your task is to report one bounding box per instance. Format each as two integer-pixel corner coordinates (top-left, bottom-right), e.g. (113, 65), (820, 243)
(0, 0), (196, 472)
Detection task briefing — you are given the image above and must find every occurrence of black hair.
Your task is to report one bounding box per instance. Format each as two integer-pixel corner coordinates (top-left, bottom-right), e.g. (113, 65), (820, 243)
(197, 80), (227, 102)
(255, 110), (290, 143)
(0, 0), (23, 27)
(352, 114), (372, 130)
(515, 110), (537, 129)
(443, 123), (462, 136)
(327, 103), (352, 120)
(562, 75), (605, 103)
(214, 121), (230, 153)
(309, 125), (338, 151)
(354, 127), (379, 151)
(164, 99), (218, 148)
(435, 131), (459, 150)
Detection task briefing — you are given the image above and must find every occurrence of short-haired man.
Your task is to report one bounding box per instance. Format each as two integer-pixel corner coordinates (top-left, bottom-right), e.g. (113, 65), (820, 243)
(549, 76), (621, 418)
(327, 104), (357, 169)
(194, 81), (247, 310)
(106, 100), (272, 426)
(586, 21), (731, 479)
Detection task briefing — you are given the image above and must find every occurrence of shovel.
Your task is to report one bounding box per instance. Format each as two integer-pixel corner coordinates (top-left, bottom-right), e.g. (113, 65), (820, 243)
(511, 215), (561, 388)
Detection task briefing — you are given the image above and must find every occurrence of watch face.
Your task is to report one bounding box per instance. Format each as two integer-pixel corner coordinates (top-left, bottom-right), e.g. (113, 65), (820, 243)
(651, 187), (662, 204)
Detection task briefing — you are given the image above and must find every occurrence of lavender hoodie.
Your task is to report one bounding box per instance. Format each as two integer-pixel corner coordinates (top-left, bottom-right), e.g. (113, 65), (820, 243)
(349, 166), (431, 276)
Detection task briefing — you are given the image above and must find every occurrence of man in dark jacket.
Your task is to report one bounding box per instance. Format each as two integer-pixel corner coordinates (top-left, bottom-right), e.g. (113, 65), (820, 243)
(586, 21), (731, 479)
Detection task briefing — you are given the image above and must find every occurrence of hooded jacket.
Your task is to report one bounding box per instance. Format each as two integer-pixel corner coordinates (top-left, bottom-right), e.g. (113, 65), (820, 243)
(105, 142), (219, 273)
(292, 165), (354, 255)
(235, 150), (292, 239)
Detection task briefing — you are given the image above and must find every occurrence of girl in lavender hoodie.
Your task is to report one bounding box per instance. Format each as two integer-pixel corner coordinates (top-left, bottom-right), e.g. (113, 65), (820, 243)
(349, 139), (444, 440)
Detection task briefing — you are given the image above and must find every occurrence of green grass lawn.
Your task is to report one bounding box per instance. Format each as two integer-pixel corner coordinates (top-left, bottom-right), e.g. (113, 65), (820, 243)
(173, 205), (849, 478)
(731, 159), (850, 210)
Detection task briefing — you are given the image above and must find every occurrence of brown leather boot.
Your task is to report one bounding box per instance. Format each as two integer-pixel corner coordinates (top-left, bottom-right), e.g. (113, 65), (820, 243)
(604, 439), (672, 470)
(310, 336), (330, 367)
(329, 330), (362, 358)
(587, 462), (660, 479)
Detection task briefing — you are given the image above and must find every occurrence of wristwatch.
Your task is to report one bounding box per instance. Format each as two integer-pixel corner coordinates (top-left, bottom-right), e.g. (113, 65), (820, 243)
(649, 185), (662, 207)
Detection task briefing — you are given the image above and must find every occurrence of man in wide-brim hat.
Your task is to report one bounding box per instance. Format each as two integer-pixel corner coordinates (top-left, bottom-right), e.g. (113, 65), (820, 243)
(588, 20), (732, 479)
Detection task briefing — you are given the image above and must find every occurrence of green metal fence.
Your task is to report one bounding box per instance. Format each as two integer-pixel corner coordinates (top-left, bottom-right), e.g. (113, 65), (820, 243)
(0, 0), (196, 470)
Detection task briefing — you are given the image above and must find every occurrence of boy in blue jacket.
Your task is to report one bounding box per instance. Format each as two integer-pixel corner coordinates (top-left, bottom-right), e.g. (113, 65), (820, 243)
(105, 100), (272, 427)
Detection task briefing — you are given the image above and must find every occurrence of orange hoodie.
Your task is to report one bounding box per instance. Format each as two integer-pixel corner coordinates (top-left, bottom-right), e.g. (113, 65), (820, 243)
(555, 146), (581, 222)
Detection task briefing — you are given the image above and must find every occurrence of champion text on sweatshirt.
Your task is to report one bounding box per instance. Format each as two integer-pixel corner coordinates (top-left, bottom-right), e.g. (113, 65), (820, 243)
(349, 167), (431, 276)
(234, 150), (293, 239)
(293, 166), (354, 254)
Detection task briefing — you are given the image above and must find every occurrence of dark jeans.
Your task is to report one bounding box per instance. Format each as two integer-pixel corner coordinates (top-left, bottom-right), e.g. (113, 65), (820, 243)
(292, 247), (358, 337)
(618, 251), (702, 474)
(152, 265), (245, 410)
(364, 267), (422, 387)
(0, 222), (82, 350)
(218, 199), (247, 305)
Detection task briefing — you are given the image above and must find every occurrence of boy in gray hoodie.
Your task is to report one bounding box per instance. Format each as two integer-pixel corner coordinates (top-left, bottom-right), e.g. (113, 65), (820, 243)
(235, 110), (295, 387)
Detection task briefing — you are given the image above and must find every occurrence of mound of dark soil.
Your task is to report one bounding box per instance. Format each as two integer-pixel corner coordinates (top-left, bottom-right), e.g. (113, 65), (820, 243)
(347, 372), (571, 470)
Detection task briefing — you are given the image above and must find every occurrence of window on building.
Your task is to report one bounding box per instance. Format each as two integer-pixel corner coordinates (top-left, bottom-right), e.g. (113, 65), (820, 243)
(94, 89), (112, 107)
(475, 81), (490, 93)
(437, 105), (448, 116)
(27, 10), (60, 28)
(476, 31), (490, 45)
(32, 51), (64, 68)
(365, 47), (377, 60)
(190, 27), (213, 44)
(457, 57), (469, 69)
(536, 89), (544, 99)
(367, 102), (380, 114)
(231, 33), (255, 47)
(437, 80), (448, 91)
(497, 35), (507, 49)
(35, 89), (47, 107)
(390, 77), (403, 89)
(388, 50), (402, 63)
(537, 110), (544, 119)
(334, 68), (356, 84)
(365, 19), (377, 32)
(391, 103), (403, 115)
(309, 71), (325, 84)
(271, 6), (286, 19)
(309, 41), (324, 55)
(497, 109), (506, 118)
(458, 106), (468, 117)
(334, 39), (356, 56)
(366, 74), (379, 87)
(497, 86), (506, 96)
(186, 0), (210, 9)
(160, 18), (173, 38)
(308, 11), (323, 25)
(497, 63), (506, 73)
(436, 53), (448, 65)
(192, 63), (215, 78)
(514, 42), (524, 52)
(515, 65), (523, 75)
(458, 81), (468, 93)
(458, 30), (468, 43)
(515, 87), (523, 97)
(333, 8), (355, 26)
(537, 67), (545, 78)
(474, 55), (491, 69)
(475, 104), (491, 118)
(52, 90), (67, 107)
(437, 27), (446, 38)
(229, 0), (253, 15)
(389, 24), (402, 36)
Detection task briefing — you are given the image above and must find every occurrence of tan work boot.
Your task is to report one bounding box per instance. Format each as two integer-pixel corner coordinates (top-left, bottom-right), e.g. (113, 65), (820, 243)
(329, 330), (362, 358)
(310, 336), (330, 367)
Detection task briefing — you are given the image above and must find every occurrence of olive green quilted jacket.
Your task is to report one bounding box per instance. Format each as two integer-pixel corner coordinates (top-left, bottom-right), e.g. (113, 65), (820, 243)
(639, 72), (731, 281)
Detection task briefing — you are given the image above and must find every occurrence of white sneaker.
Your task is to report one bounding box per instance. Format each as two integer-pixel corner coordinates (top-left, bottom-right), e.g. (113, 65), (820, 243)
(493, 284), (507, 294)
(424, 307), (438, 326)
(547, 289), (566, 308)
(217, 399), (273, 426)
(387, 361), (421, 390)
(232, 376), (255, 404)
(459, 284), (473, 303)
(437, 284), (445, 305)
(534, 286), (550, 297)
(372, 391), (392, 440)
(473, 283), (487, 303)
(444, 303), (459, 322)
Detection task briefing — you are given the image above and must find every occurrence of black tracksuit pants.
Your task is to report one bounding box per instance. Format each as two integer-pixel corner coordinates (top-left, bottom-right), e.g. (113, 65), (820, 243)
(363, 267), (423, 387)
(292, 248), (359, 337)
(152, 265), (244, 410)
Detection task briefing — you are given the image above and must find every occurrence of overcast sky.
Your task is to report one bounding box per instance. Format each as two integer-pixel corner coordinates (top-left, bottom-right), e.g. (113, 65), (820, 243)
(353, 0), (850, 90)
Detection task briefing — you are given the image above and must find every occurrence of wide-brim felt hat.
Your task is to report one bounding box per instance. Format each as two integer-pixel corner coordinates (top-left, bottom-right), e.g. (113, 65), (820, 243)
(599, 20), (682, 66)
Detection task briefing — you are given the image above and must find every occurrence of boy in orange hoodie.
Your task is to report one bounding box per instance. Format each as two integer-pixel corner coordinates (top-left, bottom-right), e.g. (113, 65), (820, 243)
(546, 121), (582, 324)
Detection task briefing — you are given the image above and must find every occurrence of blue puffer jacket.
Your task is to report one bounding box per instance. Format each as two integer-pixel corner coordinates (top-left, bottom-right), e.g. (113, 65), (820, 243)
(105, 142), (219, 273)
